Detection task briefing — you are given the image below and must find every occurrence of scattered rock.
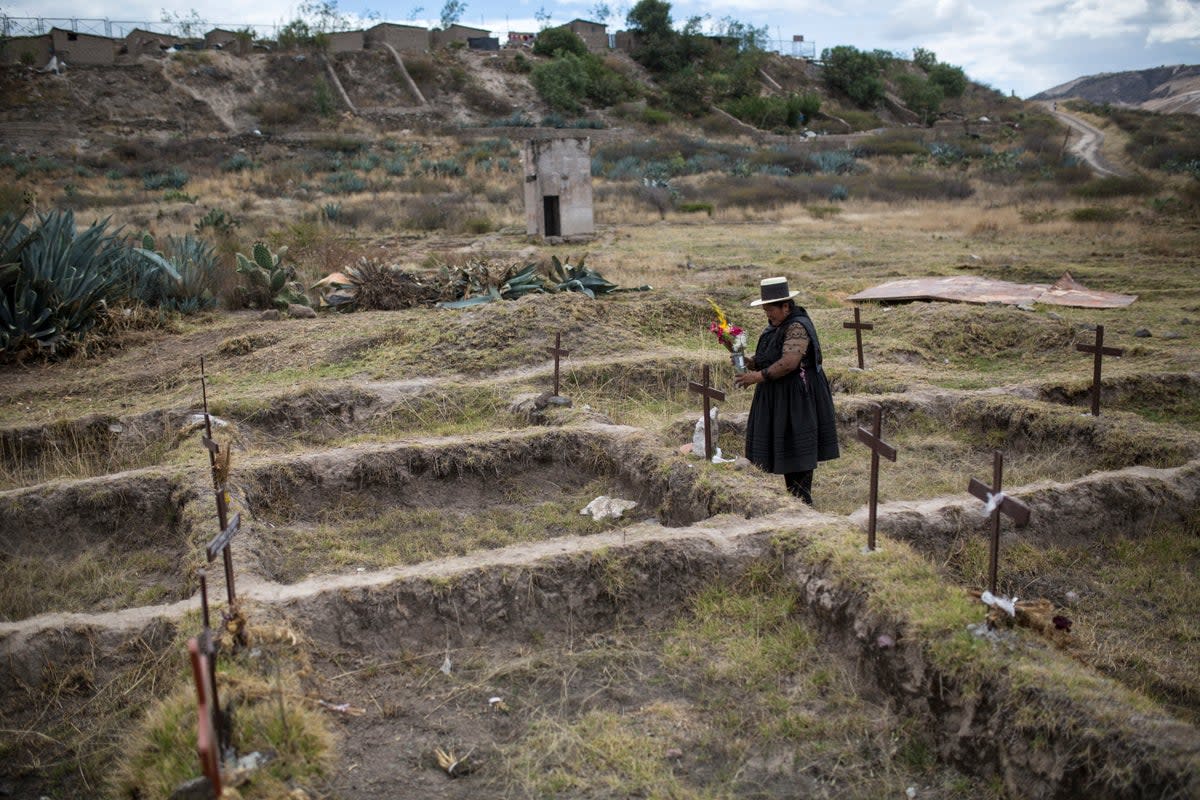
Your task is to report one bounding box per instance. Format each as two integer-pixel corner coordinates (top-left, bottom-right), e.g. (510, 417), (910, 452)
(1162, 331), (1184, 340)
(1078, 322), (1097, 331)
(665, 748), (684, 759)
(876, 634), (896, 649)
(1134, 328), (1151, 338)
(259, 309), (281, 321)
(1017, 303), (1036, 312)
(1047, 312), (1063, 321)
(288, 304), (317, 319)
(580, 495), (638, 520)
(1065, 590), (1079, 606)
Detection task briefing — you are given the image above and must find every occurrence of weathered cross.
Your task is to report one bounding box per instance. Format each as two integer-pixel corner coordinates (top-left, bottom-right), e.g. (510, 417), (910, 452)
(856, 404), (897, 552)
(1075, 325), (1123, 417)
(967, 450), (1031, 594)
(200, 357), (238, 605)
(187, 637), (223, 797)
(688, 364), (725, 462)
(195, 569), (225, 750)
(547, 331), (569, 397)
(843, 306), (874, 370)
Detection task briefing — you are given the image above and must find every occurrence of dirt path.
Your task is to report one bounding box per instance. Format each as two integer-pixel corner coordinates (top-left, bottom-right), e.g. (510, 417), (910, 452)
(1042, 101), (1127, 177)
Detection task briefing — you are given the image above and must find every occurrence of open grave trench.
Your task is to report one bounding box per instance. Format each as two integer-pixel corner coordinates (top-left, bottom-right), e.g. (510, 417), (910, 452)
(2, 362), (1200, 798)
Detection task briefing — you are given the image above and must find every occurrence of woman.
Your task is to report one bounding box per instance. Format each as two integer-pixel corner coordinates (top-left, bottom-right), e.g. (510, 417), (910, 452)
(732, 277), (839, 504)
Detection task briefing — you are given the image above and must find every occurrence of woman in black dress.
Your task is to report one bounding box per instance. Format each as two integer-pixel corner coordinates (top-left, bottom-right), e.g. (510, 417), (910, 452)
(732, 277), (839, 504)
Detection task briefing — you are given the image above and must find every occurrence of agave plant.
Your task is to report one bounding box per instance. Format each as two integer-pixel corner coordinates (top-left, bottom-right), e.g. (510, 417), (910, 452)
(135, 233), (220, 314)
(0, 210), (180, 359)
(235, 242), (311, 311)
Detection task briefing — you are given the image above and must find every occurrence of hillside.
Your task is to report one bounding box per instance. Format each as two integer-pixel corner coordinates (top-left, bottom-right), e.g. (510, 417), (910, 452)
(1031, 64), (1200, 115)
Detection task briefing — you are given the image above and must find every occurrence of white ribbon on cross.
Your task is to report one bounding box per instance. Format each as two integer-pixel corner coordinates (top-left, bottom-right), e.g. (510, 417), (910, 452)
(982, 491), (1006, 517)
(980, 590), (1017, 617)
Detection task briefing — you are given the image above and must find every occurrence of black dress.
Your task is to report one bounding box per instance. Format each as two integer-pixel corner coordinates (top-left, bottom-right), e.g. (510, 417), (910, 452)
(744, 308), (840, 473)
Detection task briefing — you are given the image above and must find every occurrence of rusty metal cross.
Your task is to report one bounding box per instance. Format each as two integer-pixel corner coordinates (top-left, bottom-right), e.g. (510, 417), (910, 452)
(688, 364), (725, 462)
(843, 306), (874, 370)
(967, 450), (1031, 594)
(188, 637), (223, 797)
(547, 331), (569, 397)
(1075, 325), (1123, 417)
(200, 357), (238, 605)
(856, 404), (897, 552)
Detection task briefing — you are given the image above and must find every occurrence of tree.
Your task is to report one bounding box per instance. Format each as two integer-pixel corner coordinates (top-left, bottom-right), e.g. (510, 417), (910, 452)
(626, 0), (678, 73)
(534, 5), (552, 29)
(439, 0), (466, 29)
(160, 8), (207, 37)
(896, 73), (943, 125)
(590, 2), (613, 24)
(820, 45), (885, 108)
(533, 27), (588, 58)
(912, 46), (937, 72)
(929, 62), (967, 98)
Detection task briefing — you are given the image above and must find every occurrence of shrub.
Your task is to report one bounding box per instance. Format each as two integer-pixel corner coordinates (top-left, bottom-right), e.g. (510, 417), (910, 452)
(222, 152), (256, 172)
(1070, 206), (1125, 223)
(532, 28), (588, 58)
(143, 168), (189, 190)
(323, 171), (368, 194)
(235, 242), (310, 310)
(677, 201), (713, 216)
(855, 130), (927, 157)
(1072, 175), (1158, 198)
(820, 45), (884, 108)
(488, 112), (535, 127)
(531, 54), (590, 112)
(135, 233), (220, 313)
(195, 208), (240, 236)
(808, 150), (858, 174)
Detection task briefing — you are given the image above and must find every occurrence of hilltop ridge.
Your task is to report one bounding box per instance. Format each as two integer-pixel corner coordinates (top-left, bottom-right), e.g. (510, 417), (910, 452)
(1031, 64), (1200, 115)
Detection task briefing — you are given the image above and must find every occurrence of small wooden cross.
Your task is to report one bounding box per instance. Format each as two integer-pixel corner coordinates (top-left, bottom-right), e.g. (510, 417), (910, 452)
(855, 404), (897, 552)
(1075, 325), (1123, 417)
(547, 331), (569, 397)
(188, 637), (223, 797)
(967, 450), (1031, 594)
(688, 364), (725, 462)
(200, 357), (237, 605)
(843, 306), (874, 370)
(198, 568), (211, 630)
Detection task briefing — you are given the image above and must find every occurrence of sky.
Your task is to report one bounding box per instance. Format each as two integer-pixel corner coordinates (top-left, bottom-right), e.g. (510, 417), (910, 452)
(3, 0), (1199, 98)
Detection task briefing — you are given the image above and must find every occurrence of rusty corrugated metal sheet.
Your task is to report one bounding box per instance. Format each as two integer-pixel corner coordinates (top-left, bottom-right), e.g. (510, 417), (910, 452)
(846, 273), (1136, 309)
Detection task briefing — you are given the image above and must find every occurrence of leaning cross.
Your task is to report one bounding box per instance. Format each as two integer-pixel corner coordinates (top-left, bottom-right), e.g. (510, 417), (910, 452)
(967, 450), (1031, 595)
(547, 331), (569, 397)
(843, 306), (874, 370)
(1075, 325), (1123, 417)
(200, 357), (238, 605)
(688, 364), (725, 462)
(187, 637), (223, 797)
(856, 404), (897, 552)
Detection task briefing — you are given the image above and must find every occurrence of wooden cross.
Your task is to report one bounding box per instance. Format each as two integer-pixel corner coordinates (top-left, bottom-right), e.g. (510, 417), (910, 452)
(1075, 325), (1123, 417)
(855, 404), (897, 552)
(688, 364), (725, 462)
(195, 569), (226, 752)
(967, 450), (1031, 594)
(843, 306), (874, 370)
(188, 637), (223, 797)
(200, 357), (237, 605)
(547, 331), (569, 397)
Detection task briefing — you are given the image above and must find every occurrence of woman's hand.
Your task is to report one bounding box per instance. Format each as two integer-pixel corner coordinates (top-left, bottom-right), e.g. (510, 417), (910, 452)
(734, 370), (766, 389)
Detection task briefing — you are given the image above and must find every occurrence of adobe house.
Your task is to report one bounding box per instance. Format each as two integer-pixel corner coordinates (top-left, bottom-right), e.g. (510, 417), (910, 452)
(50, 28), (115, 65)
(432, 24), (490, 49)
(507, 31), (535, 48)
(125, 28), (189, 57)
(366, 22), (430, 53)
(325, 30), (366, 53)
(523, 137), (594, 239)
(0, 34), (52, 66)
(203, 28), (251, 54)
(560, 19), (608, 53)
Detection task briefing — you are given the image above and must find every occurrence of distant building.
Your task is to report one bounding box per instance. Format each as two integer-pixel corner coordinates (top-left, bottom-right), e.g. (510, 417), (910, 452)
(432, 24), (491, 49)
(125, 28), (189, 57)
(0, 34), (52, 66)
(524, 137), (594, 239)
(507, 32), (535, 48)
(51, 28), (115, 65)
(559, 19), (608, 53)
(467, 37), (500, 51)
(366, 22), (431, 53)
(325, 30), (365, 53)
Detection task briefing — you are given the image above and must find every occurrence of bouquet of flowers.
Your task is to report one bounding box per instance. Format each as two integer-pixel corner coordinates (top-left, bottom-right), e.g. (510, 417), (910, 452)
(708, 298), (748, 374)
(707, 298), (746, 352)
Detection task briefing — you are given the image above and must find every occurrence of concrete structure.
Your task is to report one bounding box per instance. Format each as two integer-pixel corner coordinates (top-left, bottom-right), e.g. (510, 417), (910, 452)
(507, 31), (535, 48)
(50, 28), (115, 65)
(523, 137), (594, 239)
(561, 19), (608, 53)
(203, 28), (251, 53)
(613, 30), (638, 54)
(366, 22), (430, 53)
(0, 34), (51, 66)
(325, 30), (365, 53)
(432, 24), (490, 49)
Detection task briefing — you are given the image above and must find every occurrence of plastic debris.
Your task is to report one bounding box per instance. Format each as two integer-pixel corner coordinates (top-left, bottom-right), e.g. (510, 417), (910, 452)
(580, 496), (638, 520)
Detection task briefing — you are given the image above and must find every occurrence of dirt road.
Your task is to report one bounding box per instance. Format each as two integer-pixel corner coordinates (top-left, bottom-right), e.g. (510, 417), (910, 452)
(1042, 101), (1127, 177)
